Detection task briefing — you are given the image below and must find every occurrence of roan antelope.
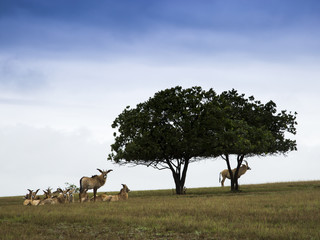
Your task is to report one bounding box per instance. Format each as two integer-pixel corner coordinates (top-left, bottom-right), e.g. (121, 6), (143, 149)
(43, 187), (53, 199)
(23, 189), (41, 206)
(79, 169), (113, 202)
(91, 184), (131, 202)
(108, 184), (130, 202)
(219, 160), (251, 187)
(40, 188), (70, 205)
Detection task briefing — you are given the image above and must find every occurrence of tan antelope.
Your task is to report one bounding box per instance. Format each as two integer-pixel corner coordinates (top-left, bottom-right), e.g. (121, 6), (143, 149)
(23, 189), (41, 206)
(79, 191), (90, 202)
(108, 184), (130, 202)
(79, 169), (113, 202)
(67, 188), (75, 203)
(90, 193), (110, 202)
(23, 189), (33, 206)
(40, 188), (70, 205)
(91, 184), (130, 202)
(219, 160), (251, 187)
(43, 187), (53, 199)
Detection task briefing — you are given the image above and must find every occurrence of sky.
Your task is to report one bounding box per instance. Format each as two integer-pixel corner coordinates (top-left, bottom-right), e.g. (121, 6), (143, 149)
(1, 0), (320, 197)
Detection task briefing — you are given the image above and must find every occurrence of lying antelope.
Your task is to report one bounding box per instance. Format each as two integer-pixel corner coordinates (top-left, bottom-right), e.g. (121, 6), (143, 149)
(79, 169), (113, 202)
(108, 184), (130, 202)
(90, 184), (130, 202)
(79, 192), (90, 202)
(67, 188), (75, 203)
(43, 187), (53, 199)
(23, 189), (41, 206)
(40, 188), (70, 205)
(23, 189), (33, 206)
(90, 193), (110, 202)
(219, 160), (251, 187)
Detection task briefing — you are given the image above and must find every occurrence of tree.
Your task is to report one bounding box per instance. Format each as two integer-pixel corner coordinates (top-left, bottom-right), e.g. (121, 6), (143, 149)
(108, 87), (297, 193)
(206, 89), (297, 191)
(108, 86), (217, 194)
(65, 182), (80, 193)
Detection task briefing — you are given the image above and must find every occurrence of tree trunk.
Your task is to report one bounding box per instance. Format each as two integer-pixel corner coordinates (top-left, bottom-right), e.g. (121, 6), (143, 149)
(224, 154), (245, 192)
(174, 176), (185, 195)
(234, 155), (244, 191)
(168, 158), (189, 195)
(234, 178), (239, 191)
(224, 154), (235, 191)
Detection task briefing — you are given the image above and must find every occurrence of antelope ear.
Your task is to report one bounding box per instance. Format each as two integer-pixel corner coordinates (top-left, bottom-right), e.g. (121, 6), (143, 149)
(107, 169), (113, 173)
(97, 168), (103, 173)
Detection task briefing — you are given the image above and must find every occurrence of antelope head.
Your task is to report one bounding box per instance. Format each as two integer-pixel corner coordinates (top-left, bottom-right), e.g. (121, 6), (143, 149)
(243, 160), (251, 170)
(121, 184), (130, 193)
(31, 189), (40, 200)
(43, 187), (53, 199)
(97, 169), (113, 179)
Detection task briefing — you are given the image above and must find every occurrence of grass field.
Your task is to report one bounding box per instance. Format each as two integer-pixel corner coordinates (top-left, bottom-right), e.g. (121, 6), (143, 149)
(0, 181), (319, 240)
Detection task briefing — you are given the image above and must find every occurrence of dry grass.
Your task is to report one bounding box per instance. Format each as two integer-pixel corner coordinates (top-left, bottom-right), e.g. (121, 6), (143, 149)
(0, 181), (319, 239)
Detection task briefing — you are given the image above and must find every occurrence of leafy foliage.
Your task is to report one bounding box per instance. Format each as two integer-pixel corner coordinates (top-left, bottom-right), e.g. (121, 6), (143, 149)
(108, 86), (297, 193)
(207, 89), (297, 190)
(65, 182), (79, 193)
(109, 86), (217, 194)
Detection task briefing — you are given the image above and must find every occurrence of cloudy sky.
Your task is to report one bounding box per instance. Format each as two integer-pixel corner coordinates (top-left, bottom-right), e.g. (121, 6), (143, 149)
(1, 0), (319, 197)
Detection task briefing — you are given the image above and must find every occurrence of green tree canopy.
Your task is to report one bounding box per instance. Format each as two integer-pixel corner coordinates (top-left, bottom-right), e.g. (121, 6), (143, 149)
(108, 86), (218, 194)
(206, 89), (297, 190)
(108, 86), (297, 193)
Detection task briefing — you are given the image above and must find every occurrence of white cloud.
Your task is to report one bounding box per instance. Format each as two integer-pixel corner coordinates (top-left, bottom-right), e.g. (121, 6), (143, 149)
(0, 55), (319, 196)
(0, 124), (179, 197)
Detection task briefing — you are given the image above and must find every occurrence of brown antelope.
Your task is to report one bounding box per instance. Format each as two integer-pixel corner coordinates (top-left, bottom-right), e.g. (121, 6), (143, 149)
(23, 189), (33, 206)
(108, 184), (130, 202)
(90, 193), (110, 202)
(79, 191), (90, 202)
(23, 189), (41, 206)
(79, 169), (113, 202)
(219, 160), (251, 187)
(91, 184), (130, 202)
(67, 188), (75, 203)
(43, 187), (53, 199)
(40, 188), (70, 205)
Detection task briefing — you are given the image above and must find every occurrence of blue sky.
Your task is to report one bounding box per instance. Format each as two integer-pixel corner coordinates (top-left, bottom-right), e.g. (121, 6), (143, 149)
(1, 1), (319, 59)
(1, 1), (320, 196)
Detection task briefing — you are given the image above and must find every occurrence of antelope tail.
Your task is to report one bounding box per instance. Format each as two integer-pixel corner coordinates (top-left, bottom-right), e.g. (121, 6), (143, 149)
(79, 177), (84, 193)
(219, 172), (221, 183)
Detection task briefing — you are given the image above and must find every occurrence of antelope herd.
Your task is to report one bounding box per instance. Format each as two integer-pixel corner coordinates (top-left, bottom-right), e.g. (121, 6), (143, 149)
(23, 168), (131, 206)
(23, 160), (252, 205)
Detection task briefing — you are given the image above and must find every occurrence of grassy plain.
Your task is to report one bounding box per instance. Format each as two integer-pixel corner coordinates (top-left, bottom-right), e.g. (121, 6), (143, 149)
(0, 181), (319, 240)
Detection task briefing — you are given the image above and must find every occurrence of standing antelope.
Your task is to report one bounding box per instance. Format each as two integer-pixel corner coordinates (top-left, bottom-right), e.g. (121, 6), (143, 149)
(219, 160), (251, 187)
(79, 169), (112, 202)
